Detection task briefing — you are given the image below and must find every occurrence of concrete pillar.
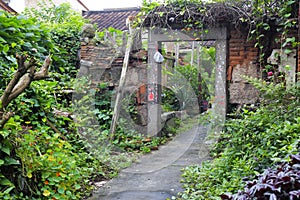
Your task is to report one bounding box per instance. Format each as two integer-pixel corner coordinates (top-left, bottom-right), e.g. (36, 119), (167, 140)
(281, 50), (296, 88)
(191, 41), (195, 66)
(147, 36), (162, 137)
(175, 43), (180, 67)
(213, 39), (227, 128)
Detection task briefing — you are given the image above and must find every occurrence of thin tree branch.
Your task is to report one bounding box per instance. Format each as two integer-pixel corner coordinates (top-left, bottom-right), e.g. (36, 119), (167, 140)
(0, 55), (35, 108)
(0, 56), (51, 110)
(45, 118), (67, 141)
(33, 56), (51, 80)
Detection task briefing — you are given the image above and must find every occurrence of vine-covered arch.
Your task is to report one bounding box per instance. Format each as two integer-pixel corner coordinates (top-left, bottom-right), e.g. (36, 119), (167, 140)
(140, 0), (299, 136)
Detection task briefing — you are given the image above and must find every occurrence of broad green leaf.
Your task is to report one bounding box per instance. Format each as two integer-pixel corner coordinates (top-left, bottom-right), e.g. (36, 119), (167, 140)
(6, 27), (16, 32)
(11, 42), (17, 48)
(3, 44), (9, 53)
(59, 66), (65, 73)
(4, 157), (19, 165)
(1, 146), (10, 155)
(3, 186), (15, 194)
(0, 36), (6, 43)
(25, 32), (35, 37)
(5, 55), (17, 64)
(0, 177), (13, 186)
(58, 187), (65, 194)
(284, 49), (293, 54)
(74, 184), (81, 190)
(0, 159), (4, 166)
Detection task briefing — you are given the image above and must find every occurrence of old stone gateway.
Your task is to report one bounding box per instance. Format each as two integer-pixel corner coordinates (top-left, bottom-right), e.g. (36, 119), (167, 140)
(79, 2), (299, 136)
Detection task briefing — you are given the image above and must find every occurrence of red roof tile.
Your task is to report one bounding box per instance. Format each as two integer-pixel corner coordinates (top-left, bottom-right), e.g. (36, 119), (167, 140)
(83, 7), (140, 31)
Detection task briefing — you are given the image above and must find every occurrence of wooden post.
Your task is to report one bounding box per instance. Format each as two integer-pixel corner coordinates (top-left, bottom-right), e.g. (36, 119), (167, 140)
(121, 31), (128, 54)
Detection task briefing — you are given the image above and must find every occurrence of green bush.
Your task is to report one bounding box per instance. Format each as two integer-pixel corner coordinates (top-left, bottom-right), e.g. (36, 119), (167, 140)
(0, 10), (54, 199)
(178, 80), (300, 200)
(0, 5), (106, 199)
(24, 2), (87, 79)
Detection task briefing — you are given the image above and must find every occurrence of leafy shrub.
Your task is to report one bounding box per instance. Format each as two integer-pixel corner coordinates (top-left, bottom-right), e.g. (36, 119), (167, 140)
(0, 11), (53, 87)
(24, 2), (87, 78)
(162, 87), (181, 111)
(0, 5), (106, 199)
(0, 10), (54, 199)
(178, 80), (299, 200)
(221, 153), (300, 200)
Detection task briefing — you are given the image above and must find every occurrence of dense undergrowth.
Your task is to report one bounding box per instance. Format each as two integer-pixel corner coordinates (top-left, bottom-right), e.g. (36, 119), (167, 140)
(178, 80), (300, 200)
(0, 4), (104, 199)
(0, 2), (184, 199)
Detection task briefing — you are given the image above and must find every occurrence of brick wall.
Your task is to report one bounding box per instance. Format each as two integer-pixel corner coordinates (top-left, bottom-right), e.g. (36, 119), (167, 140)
(227, 30), (260, 105)
(80, 39), (148, 132)
(227, 28), (300, 105)
(80, 40), (147, 89)
(79, 40), (118, 84)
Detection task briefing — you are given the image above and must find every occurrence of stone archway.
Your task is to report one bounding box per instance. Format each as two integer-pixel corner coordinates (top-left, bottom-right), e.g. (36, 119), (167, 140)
(146, 27), (228, 136)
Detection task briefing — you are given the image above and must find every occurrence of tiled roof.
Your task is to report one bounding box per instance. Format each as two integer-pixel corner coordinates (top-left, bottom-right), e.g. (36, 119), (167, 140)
(83, 7), (140, 31)
(0, 0), (17, 14)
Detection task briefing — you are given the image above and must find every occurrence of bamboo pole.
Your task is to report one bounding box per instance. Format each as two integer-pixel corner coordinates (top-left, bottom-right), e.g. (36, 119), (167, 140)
(109, 31), (134, 139)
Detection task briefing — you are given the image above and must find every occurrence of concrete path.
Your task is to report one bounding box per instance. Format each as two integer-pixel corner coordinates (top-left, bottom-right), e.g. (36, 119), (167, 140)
(88, 125), (210, 200)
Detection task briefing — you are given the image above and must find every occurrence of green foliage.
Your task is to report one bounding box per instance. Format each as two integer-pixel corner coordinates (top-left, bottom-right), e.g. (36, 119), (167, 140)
(0, 5), (104, 199)
(0, 11), (53, 87)
(1, 78), (101, 199)
(198, 46), (215, 101)
(250, 0), (298, 72)
(141, 0), (162, 14)
(0, 11), (54, 198)
(163, 46), (215, 111)
(0, 117), (20, 199)
(93, 82), (170, 152)
(23, 1), (87, 78)
(162, 87), (180, 111)
(95, 27), (124, 46)
(178, 81), (299, 199)
(175, 64), (201, 98)
(15, 129), (92, 199)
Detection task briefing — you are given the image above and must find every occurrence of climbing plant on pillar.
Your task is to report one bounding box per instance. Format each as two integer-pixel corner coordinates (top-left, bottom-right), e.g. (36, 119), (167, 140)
(248, 0), (298, 77)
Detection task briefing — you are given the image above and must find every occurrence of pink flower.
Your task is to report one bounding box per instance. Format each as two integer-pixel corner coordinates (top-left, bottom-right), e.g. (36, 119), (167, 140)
(267, 71), (273, 76)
